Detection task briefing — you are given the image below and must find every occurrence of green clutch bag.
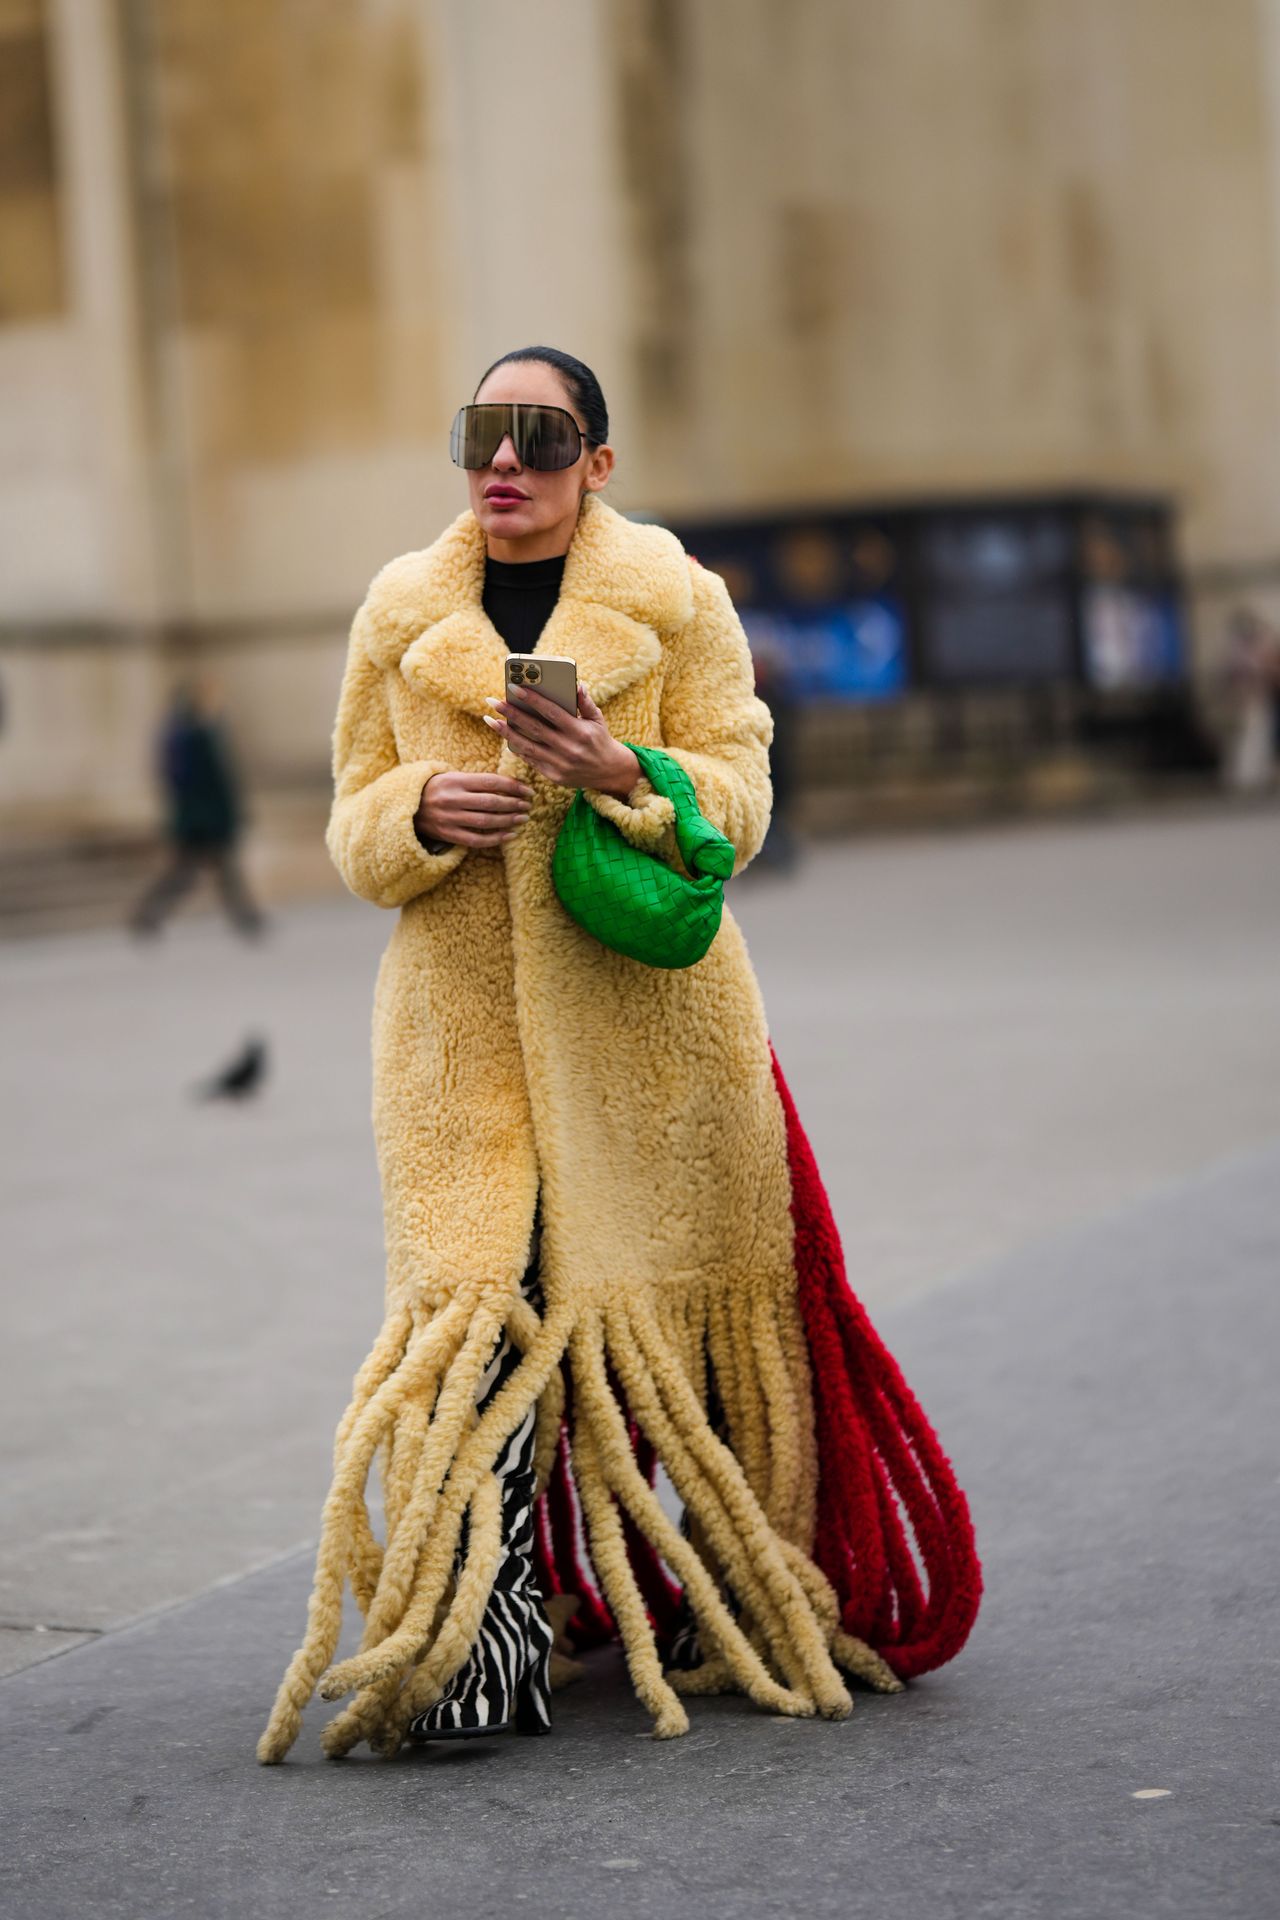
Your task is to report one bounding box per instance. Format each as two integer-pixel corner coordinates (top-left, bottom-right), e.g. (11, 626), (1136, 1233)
(551, 742), (736, 968)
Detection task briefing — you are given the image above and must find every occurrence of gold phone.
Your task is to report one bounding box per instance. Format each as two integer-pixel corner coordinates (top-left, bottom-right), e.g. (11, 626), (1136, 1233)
(505, 653), (578, 717)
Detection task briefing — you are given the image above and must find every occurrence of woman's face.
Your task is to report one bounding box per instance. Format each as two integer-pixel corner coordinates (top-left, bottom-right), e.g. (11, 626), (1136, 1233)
(466, 362), (613, 555)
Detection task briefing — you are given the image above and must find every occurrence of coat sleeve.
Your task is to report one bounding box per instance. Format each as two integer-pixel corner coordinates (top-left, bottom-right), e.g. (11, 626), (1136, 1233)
(581, 559), (775, 878)
(324, 612), (469, 908)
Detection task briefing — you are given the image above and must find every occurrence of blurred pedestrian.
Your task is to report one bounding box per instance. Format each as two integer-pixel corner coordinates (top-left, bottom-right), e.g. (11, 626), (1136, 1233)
(130, 673), (266, 937)
(1220, 607), (1279, 794)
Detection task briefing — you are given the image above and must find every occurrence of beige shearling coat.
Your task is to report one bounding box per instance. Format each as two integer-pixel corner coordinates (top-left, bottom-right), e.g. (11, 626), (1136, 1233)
(258, 490), (906, 1765)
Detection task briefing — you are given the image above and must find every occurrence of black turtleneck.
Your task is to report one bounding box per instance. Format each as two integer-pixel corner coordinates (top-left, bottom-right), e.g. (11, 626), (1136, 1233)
(414, 547), (568, 854)
(483, 549), (567, 654)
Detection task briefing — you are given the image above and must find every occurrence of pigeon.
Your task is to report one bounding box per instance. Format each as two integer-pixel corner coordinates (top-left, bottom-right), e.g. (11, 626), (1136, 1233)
(192, 1035), (268, 1102)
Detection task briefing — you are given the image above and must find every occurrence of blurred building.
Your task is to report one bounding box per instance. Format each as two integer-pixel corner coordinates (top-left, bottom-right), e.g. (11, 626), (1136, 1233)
(4, 0), (1280, 845)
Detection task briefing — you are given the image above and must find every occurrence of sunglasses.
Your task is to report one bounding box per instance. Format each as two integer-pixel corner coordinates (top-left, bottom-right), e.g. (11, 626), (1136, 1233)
(449, 402), (590, 472)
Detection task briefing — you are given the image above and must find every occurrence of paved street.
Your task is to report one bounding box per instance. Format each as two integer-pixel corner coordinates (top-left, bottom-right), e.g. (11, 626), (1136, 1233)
(3, 805), (1279, 1915)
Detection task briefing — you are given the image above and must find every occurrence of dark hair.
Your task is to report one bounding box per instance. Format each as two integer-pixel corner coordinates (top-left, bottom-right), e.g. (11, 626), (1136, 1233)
(472, 345), (609, 449)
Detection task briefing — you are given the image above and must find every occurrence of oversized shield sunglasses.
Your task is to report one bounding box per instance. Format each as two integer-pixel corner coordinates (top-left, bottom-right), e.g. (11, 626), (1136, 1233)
(449, 402), (589, 472)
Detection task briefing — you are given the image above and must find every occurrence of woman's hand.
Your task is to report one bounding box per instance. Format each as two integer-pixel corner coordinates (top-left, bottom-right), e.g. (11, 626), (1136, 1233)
(483, 681), (641, 799)
(414, 770), (533, 849)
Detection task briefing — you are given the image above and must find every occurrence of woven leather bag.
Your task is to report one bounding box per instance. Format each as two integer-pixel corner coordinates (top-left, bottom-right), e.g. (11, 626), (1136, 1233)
(551, 742), (736, 968)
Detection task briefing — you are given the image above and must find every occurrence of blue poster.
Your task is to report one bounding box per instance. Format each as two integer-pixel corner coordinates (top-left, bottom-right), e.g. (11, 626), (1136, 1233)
(743, 598), (907, 702)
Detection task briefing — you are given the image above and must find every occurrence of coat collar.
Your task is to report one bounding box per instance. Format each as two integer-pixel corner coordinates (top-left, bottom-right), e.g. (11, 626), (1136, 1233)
(360, 491), (695, 716)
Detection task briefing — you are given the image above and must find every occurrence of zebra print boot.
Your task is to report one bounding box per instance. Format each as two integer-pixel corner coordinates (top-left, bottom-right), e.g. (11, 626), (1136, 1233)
(408, 1208), (554, 1741)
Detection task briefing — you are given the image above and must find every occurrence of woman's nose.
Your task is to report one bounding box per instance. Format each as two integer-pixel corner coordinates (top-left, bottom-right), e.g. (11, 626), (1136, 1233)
(492, 433), (522, 469)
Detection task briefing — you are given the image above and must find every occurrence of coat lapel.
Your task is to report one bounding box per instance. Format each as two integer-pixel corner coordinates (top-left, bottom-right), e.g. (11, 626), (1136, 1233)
(360, 491), (695, 717)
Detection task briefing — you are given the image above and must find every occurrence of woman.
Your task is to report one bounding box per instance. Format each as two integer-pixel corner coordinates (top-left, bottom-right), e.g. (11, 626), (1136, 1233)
(1221, 606), (1278, 794)
(257, 347), (981, 1764)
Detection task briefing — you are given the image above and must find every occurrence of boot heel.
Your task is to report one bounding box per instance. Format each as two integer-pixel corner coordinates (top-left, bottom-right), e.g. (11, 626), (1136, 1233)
(514, 1633), (553, 1735)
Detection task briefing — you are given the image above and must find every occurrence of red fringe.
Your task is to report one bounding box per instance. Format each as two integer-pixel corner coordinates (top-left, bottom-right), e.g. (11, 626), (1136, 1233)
(769, 1042), (983, 1677)
(533, 1047), (983, 1679)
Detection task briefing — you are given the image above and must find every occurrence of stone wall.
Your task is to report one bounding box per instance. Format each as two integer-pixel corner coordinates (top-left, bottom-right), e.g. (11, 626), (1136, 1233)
(3, 0), (1280, 835)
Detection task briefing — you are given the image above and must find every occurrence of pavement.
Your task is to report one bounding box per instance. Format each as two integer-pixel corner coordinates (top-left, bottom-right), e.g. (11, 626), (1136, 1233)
(3, 806), (1279, 1916)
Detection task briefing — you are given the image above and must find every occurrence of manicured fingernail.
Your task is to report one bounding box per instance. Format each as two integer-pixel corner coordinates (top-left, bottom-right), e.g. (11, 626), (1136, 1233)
(484, 694), (502, 706)
(482, 714), (499, 729)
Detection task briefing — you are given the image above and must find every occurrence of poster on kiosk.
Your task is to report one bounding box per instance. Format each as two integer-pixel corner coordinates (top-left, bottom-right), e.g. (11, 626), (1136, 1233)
(667, 514), (909, 703)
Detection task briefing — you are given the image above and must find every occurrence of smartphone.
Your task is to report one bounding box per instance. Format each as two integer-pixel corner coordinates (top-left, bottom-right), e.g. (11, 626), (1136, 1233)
(505, 653), (578, 717)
